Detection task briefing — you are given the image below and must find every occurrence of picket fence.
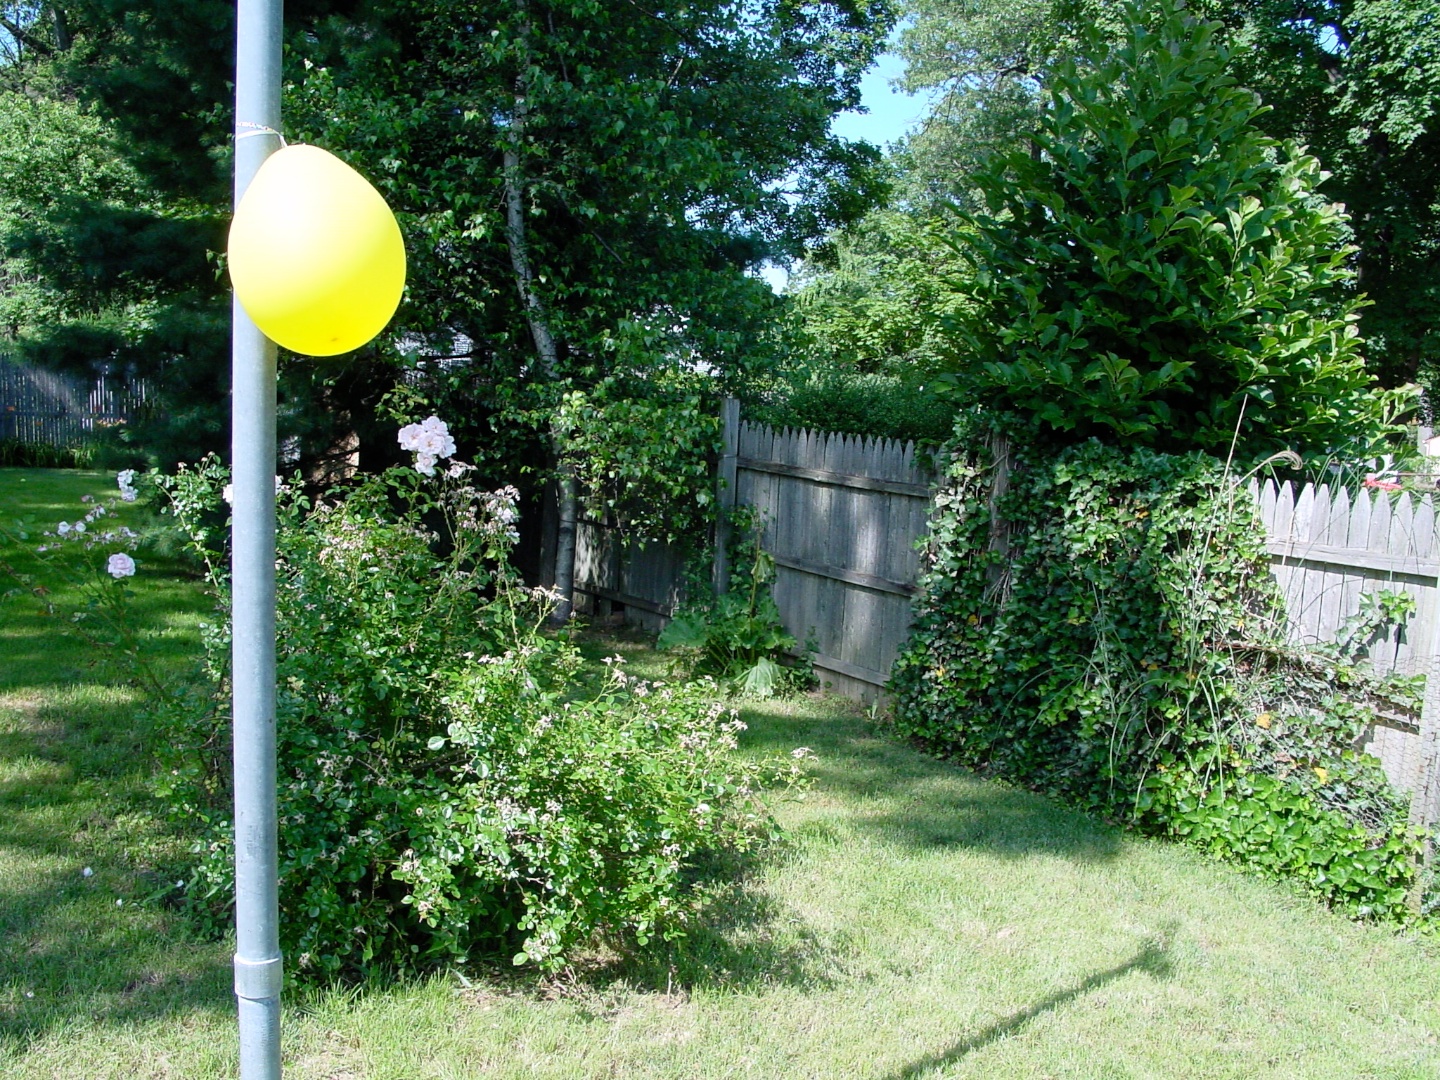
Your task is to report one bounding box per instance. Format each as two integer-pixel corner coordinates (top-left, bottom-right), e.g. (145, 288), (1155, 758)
(0, 360), (149, 446)
(1249, 478), (1440, 817)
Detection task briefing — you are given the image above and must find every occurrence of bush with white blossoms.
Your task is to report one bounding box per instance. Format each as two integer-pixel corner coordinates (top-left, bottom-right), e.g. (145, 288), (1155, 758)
(155, 425), (807, 979)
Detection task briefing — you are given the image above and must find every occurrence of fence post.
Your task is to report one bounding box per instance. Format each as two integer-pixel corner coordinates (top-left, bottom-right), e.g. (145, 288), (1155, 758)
(712, 396), (741, 596)
(1411, 572), (1440, 848)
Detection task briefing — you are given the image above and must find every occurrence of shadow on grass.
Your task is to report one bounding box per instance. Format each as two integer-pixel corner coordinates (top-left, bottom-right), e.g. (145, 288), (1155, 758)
(0, 864), (233, 1053)
(575, 845), (840, 1000)
(880, 927), (1178, 1079)
(737, 695), (1126, 865)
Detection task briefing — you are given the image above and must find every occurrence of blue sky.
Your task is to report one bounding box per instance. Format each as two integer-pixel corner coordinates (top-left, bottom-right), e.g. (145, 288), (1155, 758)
(831, 51), (938, 149)
(761, 53), (939, 291)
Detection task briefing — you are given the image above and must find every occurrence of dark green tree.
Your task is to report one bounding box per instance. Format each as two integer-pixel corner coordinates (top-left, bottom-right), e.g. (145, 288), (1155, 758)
(944, 0), (1411, 458)
(1, 0), (891, 600)
(892, 0), (1440, 388)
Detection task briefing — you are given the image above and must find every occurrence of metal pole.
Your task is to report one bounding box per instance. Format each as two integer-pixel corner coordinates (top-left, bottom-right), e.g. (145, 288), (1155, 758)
(712, 396), (740, 597)
(232, 1), (283, 1076)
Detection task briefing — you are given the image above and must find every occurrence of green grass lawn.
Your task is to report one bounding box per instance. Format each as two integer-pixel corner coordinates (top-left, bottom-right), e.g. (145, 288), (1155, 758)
(2, 466), (1438, 1079)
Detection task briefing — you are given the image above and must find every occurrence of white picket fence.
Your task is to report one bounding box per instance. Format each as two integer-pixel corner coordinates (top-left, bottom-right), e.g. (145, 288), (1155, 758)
(0, 360), (149, 445)
(1249, 478), (1439, 812)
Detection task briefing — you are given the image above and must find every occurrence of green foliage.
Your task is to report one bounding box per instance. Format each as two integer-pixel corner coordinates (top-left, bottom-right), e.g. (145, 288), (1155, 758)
(940, 0), (1413, 459)
(0, 466), (163, 692)
(787, 208), (973, 378)
(747, 370), (956, 447)
(554, 370), (721, 544)
(0, 438), (97, 468)
(659, 516), (812, 698)
(890, 439), (1426, 921)
(895, 0), (1440, 390)
(1196, 0), (1440, 389)
(151, 455), (804, 978)
(1, 1), (892, 488)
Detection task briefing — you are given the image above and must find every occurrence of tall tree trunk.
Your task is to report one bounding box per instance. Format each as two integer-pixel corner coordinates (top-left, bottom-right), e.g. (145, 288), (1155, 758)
(50, 5), (72, 51)
(502, 76), (578, 623)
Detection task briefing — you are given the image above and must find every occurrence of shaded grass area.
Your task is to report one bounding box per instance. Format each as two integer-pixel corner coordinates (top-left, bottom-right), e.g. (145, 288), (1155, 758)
(0, 469), (233, 1064)
(2, 468), (1438, 1077)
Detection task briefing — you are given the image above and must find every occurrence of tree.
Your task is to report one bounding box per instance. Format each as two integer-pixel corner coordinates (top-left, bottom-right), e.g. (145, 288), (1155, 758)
(787, 207), (970, 377)
(893, 0), (1440, 388)
(943, 0), (1411, 459)
(1, 0), (893, 603)
(1203, 0), (1440, 387)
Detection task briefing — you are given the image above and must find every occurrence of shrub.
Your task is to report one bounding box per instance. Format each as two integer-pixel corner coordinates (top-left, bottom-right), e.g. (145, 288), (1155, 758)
(747, 370), (955, 447)
(890, 440), (1426, 920)
(153, 433), (806, 979)
(659, 519), (812, 698)
(0, 437), (98, 468)
(941, 0), (1415, 459)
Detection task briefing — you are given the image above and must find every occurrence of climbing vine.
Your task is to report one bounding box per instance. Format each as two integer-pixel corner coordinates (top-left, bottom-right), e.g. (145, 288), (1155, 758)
(890, 440), (1427, 921)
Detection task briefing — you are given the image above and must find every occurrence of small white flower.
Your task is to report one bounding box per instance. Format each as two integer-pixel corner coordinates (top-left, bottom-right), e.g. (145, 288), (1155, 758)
(72, 521), (86, 535)
(222, 484), (234, 506)
(116, 470), (136, 489)
(57, 522), (71, 535)
(82, 867), (93, 877)
(107, 553), (137, 579)
(120, 488), (137, 502)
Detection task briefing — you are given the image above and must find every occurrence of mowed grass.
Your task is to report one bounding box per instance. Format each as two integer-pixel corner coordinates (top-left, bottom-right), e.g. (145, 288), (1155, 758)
(2, 466), (1438, 1078)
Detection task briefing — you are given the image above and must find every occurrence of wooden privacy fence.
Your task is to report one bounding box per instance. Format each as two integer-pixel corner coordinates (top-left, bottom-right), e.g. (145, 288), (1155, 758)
(573, 400), (938, 697)
(728, 417), (934, 698)
(1249, 478), (1440, 825)
(574, 404), (1440, 822)
(0, 360), (149, 446)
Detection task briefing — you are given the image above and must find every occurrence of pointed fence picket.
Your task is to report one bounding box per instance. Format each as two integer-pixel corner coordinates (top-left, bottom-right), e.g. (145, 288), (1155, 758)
(0, 360), (150, 446)
(1249, 478), (1440, 812)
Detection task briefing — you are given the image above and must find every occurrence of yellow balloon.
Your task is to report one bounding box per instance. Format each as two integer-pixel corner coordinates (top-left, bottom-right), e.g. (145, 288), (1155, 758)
(227, 144), (406, 357)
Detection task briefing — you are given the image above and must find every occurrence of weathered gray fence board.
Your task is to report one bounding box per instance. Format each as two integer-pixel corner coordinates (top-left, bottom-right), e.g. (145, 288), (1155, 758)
(744, 423), (933, 699)
(576, 406), (938, 701)
(1250, 478), (1440, 806)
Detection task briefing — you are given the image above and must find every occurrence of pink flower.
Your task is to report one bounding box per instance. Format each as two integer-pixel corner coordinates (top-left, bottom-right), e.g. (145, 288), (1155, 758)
(107, 553), (136, 579)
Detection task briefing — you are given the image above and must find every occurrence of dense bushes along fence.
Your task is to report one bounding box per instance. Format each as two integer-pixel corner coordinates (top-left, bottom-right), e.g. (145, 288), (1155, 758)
(890, 442), (1431, 922)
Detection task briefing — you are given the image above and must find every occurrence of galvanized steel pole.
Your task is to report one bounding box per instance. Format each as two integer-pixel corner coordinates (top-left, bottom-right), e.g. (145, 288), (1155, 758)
(232, 1), (284, 1076)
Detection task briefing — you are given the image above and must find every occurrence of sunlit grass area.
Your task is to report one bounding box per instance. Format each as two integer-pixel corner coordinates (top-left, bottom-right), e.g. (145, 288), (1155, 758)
(2, 467), (1438, 1078)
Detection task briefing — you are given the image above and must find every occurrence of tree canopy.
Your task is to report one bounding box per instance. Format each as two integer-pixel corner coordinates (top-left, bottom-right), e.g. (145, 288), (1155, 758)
(0, 0), (892, 488)
(885, 0), (1440, 389)
(940, 0), (1410, 458)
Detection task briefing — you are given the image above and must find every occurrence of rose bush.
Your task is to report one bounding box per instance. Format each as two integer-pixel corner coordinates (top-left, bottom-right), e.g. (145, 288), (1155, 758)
(155, 431), (808, 978)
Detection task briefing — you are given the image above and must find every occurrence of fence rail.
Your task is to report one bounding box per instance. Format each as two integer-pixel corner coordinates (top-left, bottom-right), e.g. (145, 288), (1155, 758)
(0, 360), (149, 447)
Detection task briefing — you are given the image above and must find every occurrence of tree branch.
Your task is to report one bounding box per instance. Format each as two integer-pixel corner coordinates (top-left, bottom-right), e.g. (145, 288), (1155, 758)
(0, 14), (54, 57)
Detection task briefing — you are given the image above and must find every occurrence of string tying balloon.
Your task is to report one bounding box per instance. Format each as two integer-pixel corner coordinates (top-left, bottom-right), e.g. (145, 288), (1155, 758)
(235, 121), (288, 146)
